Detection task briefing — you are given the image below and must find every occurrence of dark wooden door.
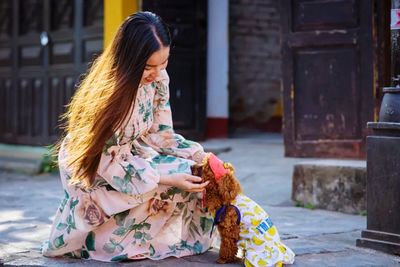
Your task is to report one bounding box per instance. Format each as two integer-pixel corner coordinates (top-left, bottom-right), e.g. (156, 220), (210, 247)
(142, 0), (207, 140)
(281, 0), (377, 158)
(0, 0), (103, 146)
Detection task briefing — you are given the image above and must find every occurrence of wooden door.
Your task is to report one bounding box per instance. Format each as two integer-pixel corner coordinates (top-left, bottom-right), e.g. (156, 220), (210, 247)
(0, 0), (103, 146)
(142, 0), (207, 140)
(280, 0), (379, 158)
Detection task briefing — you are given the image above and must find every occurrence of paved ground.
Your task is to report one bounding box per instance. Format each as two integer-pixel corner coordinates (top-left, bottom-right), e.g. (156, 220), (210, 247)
(1, 134), (399, 266)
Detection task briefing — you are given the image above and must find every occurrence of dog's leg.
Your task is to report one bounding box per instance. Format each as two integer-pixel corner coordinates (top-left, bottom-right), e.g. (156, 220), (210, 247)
(216, 207), (241, 263)
(217, 235), (238, 263)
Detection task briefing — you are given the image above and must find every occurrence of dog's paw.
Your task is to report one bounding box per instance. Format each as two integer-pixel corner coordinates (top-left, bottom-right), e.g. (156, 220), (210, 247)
(217, 257), (237, 264)
(216, 258), (228, 264)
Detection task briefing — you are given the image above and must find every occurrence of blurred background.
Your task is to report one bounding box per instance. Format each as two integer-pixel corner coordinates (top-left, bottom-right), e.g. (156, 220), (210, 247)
(0, 0), (394, 159)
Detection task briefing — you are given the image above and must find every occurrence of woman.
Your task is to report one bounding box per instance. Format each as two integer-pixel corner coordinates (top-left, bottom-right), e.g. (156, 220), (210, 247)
(42, 11), (214, 262)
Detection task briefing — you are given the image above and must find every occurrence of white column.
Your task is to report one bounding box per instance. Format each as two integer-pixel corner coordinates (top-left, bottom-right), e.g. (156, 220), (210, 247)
(207, 0), (229, 120)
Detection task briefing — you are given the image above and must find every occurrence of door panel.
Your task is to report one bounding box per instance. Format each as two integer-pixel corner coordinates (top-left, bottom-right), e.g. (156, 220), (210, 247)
(281, 0), (376, 158)
(0, 0), (103, 145)
(0, 0), (13, 140)
(294, 46), (360, 141)
(81, 0), (103, 67)
(0, 78), (13, 139)
(142, 0), (207, 140)
(16, 76), (44, 136)
(48, 75), (75, 137)
(292, 0), (358, 31)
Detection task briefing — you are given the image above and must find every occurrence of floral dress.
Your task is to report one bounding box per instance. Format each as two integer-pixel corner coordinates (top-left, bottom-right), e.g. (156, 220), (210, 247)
(41, 70), (215, 262)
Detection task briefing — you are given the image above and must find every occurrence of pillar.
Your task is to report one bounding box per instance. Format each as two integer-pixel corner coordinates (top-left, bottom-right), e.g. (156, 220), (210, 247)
(206, 0), (229, 138)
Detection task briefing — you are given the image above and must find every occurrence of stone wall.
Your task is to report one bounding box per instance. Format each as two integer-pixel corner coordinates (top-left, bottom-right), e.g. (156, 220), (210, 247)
(229, 0), (282, 131)
(292, 160), (367, 214)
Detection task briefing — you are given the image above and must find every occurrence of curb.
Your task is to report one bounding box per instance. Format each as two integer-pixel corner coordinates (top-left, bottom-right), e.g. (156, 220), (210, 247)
(0, 143), (47, 175)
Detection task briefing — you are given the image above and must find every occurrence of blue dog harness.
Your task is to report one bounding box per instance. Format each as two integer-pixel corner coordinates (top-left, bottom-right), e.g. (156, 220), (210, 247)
(210, 204), (241, 237)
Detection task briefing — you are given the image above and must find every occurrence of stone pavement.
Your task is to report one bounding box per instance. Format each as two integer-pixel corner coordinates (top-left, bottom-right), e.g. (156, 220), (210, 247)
(1, 133), (400, 266)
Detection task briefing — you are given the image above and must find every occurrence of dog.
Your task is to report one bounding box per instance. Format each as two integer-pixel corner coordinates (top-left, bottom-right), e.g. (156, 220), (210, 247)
(192, 153), (295, 267)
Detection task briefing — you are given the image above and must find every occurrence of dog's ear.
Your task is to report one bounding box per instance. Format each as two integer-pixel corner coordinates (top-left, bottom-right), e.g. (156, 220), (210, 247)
(217, 163), (241, 203)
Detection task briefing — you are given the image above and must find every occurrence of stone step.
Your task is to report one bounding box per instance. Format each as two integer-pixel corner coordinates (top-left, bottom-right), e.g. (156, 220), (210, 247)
(0, 143), (47, 175)
(0, 157), (41, 175)
(292, 160), (366, 214)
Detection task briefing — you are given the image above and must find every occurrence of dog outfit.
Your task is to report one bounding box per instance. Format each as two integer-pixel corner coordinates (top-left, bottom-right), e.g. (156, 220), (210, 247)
(230, 193), (295, 267)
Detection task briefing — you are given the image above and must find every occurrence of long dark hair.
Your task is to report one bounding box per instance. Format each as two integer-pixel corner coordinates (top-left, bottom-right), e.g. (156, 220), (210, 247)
(63, 11), (171, 187)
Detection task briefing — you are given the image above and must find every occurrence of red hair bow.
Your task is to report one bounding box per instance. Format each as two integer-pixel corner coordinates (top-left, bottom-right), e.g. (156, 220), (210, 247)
(208, 153), (228, 182)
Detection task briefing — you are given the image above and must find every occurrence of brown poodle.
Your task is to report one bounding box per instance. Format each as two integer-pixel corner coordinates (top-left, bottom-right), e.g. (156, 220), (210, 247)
(192, 153), (242, 264)
(192, 154), (295, 267)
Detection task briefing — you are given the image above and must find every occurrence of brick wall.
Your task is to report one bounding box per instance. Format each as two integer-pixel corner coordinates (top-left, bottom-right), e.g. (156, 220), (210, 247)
(229, 0), (281, 131)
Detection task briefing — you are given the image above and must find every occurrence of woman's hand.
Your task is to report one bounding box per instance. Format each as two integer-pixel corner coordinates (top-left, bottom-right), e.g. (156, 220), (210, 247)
(160, 173), (209, 192)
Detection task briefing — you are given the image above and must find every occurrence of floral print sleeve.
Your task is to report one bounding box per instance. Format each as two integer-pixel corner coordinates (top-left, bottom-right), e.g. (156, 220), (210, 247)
(97, 139), (160, 195)
(143, 70), (206, 163)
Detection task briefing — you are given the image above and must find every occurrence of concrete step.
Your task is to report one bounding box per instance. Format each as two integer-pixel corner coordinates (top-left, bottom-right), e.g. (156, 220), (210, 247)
(292, 159), (366, 215)
(0, 141), (231, 176)
(0, 143), (47, 175)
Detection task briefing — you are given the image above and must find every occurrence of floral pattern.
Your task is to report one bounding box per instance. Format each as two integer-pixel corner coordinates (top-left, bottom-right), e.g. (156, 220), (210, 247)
(232, 194), (295, 267)
(42, 70), (215, 261)
(74, 194), (108, 230)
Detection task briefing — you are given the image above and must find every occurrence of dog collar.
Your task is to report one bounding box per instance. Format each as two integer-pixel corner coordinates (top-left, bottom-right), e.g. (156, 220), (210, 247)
(210, 204), (241, 237)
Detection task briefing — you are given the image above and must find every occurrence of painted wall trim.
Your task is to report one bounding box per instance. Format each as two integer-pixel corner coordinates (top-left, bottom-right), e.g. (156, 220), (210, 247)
(104, 0), (139, 48)
(207, 0), (229, 137)
(207, 118), (229, 138)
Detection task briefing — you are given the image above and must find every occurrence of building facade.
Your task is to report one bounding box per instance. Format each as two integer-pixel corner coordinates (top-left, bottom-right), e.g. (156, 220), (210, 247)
(0, 0), (391, 159)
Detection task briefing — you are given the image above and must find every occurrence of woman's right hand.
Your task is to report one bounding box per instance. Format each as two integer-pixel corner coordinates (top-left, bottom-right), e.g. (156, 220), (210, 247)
(159, 173), (209, 193)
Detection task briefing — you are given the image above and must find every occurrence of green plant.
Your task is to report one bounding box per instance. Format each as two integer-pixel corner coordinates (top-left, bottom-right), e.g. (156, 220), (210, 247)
(295, 201), (303, 207)
(295, 201), (316, 210)
(40, 145), (59, 174)
(359, 210), (367, 216)
(303, 202), (316, 210)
